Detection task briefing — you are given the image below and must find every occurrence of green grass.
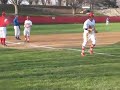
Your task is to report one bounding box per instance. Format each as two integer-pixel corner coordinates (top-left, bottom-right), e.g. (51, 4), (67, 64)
(0, 43), (120, 90)
(7, 23), (120, 36)
(1, 23), (120, 90)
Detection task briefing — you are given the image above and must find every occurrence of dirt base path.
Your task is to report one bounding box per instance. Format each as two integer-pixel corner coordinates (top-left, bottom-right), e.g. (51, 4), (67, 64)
(4, 32), (120, 49)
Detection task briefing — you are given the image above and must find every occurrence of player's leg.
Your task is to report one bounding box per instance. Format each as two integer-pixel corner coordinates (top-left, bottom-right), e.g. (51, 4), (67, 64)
(17, 26), (21, 40)
(0, 28), (2, 44)
(81, 32), (88, 56)
(2, 28), (7, 46)
(14, 26), (18, 39)
(23, 29), (27, 42)
(27, 30), (30, 42)
(89, 34), (96, 54)
(0, 28), (4, 45)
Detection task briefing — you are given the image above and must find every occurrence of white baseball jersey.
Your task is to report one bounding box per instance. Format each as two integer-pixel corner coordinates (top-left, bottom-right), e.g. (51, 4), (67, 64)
(82, 19), (96, 47)
(24, 20), (32, 29)
(24, 20), (32, 36)
(106, 18), (109, 25)
(83, 19), (95, 31)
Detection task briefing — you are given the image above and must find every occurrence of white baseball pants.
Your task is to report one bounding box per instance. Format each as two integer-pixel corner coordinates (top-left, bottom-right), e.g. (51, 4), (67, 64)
(82, 30), (96, 47)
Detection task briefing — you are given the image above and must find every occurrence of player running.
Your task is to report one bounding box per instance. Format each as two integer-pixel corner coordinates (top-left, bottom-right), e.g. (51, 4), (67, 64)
(81, 12), (97, 56)
(23, 16), (32, 42)
(0, 11), (9, 46)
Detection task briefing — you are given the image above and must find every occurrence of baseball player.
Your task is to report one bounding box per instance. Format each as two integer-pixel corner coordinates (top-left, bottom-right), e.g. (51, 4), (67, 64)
(106, 16), (109, 26)
(0, 11), (9, 46)
(23, 16), (32, 42)
(81, 12), (97, 56)
(13, 15), (21, 40)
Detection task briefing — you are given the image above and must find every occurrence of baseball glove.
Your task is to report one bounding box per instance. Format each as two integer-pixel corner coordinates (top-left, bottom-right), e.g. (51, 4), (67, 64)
(94, 29), (98, 33)
(88, 26), (93, 33)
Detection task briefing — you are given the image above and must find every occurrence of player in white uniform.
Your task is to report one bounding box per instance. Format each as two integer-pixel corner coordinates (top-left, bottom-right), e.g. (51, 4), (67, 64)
(81, 12), (97, 56)
(106, 16), (109, 26)
(23, 16), (32, 42)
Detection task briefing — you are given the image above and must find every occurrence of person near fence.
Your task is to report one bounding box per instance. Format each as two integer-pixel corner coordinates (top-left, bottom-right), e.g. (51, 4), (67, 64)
(106, 16), (110, 26)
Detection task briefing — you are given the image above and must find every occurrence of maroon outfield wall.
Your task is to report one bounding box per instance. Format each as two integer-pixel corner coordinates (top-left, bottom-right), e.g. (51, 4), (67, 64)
(8, 16), (120, 24)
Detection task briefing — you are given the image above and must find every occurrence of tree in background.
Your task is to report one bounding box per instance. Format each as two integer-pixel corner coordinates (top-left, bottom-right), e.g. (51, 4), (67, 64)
(68, 0), (83, 15)
(0, 0), (8, 4)
(41, 0), (45, 5)
(9, 0), (23, 15)
(94, 0), (118, 8)
(1, 0), (118, 15)
(28, 0), (32, 5)
(35, 0), (39, 5)
(57, 0), (62, 6)
(18, 0), (23, 5)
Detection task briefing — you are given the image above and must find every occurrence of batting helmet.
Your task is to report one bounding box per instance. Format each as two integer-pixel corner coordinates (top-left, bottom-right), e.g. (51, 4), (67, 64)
(88, 12), (94, 17)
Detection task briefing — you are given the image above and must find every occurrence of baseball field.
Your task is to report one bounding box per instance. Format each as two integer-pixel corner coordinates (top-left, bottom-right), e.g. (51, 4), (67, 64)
(0, 23), (120, 90)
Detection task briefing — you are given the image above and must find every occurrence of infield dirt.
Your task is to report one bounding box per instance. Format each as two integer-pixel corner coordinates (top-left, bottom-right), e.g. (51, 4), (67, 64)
(4, 32), (120, 49)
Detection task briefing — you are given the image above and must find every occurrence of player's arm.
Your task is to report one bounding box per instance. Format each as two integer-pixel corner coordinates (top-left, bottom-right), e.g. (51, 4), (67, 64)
(93, 20), (98, 33)
(86, 24), (93, 33)
(31, 21), (32, 27)
(4, 18), (9, 26)
(83, 21), (92, 32)
(24, 24), (26, 28)
(29, 21), (32, 28)
(24, 21), (27, 28)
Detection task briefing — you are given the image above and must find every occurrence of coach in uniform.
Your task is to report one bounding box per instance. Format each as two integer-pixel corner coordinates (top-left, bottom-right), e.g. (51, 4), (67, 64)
(13, 15), (21, 40)
(81, 12), (97, 56)
(23, 16), (32, 42)
(0, 11), (9, 46)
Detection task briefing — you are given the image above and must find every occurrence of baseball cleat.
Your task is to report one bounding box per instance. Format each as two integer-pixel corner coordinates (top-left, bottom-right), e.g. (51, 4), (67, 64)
(89, 49), (93, 55)
(16, 37), (21, 40)
(3, 44), (7, 46)
(81, 52), (85, 57)
(17, 37), (21, 40)
(15, 37), (17, 38)
(27, 41), (29, 43)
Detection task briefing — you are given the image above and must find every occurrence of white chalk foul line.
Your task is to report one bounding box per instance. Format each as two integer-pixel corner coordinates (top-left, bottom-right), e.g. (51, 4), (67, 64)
(61, 48), (118, 57)
(5, 41), (119, 57)
(29, 44), (58, 49)
(29, 44), (118, 57)
(6, 41), (23, 45)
